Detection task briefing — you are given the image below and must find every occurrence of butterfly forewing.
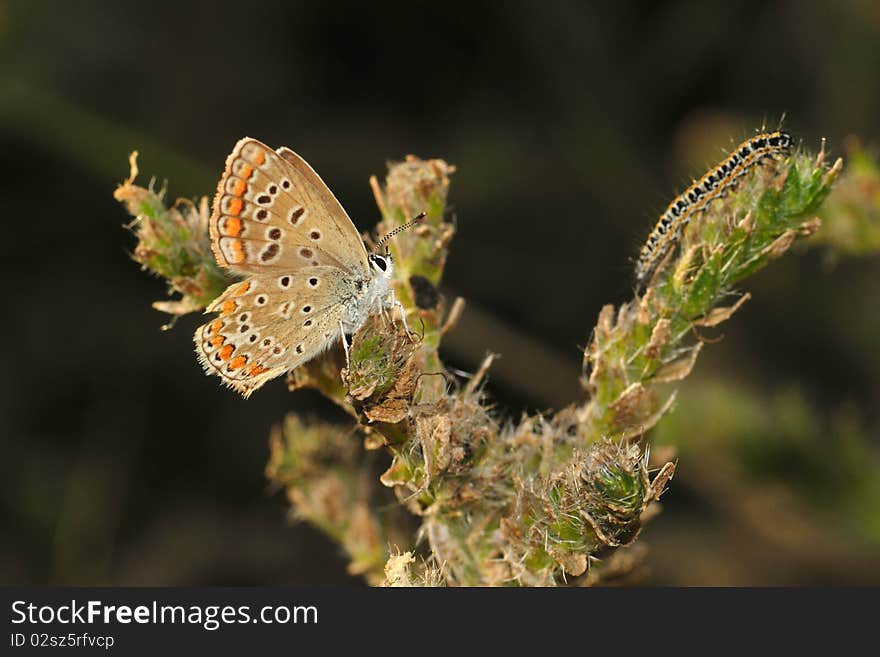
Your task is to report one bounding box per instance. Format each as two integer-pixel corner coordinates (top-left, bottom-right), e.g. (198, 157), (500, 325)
(210, 138), (369, 274)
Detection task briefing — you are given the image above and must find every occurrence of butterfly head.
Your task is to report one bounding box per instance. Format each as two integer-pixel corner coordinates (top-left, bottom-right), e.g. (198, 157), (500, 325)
(368, 252), (394, 281)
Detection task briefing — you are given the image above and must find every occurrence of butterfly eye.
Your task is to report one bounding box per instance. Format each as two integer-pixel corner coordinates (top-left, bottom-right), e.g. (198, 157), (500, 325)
(370, 255), (388, 272)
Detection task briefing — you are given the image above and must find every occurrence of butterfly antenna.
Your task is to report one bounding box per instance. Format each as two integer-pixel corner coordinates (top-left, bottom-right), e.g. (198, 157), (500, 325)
(374, 212), (426, 254)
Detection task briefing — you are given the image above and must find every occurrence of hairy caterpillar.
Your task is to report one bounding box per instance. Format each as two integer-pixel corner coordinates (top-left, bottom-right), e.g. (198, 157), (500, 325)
(635, 130), (794, 289)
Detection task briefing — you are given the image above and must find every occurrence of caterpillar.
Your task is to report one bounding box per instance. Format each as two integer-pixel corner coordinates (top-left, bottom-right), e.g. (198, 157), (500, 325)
(634, 130), (794, 289)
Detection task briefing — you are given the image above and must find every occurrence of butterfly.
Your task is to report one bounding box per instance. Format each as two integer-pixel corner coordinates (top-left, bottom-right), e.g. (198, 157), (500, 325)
(194, 138), (421, 397)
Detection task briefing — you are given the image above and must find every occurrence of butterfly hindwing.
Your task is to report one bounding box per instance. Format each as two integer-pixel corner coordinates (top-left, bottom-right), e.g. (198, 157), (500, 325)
(194, 267), (351, 397)
(210, 138), (369, 275)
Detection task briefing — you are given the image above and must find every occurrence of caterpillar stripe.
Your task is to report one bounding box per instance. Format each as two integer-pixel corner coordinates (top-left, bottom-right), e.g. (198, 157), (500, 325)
(635, 130), (794, 288)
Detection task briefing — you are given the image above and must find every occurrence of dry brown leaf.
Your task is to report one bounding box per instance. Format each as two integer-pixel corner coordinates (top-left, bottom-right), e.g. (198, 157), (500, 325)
(695, 293), (751, 328)
(652, 342), (703, 383)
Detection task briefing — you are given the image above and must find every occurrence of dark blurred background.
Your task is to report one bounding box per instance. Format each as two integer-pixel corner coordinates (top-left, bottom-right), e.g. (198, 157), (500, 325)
(1, 0), (879, 585)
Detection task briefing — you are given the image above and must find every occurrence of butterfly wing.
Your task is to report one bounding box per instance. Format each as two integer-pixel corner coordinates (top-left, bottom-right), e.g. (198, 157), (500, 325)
(194, 268), (351, 397)
(210, 138), (369, 274)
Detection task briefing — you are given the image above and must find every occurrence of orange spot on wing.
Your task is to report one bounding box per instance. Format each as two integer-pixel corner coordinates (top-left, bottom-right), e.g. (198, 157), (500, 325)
(228, 239), (245, 263)
(254, 151), (266, 165)
(219, 344), (234, 361)
(210, 335), (225, 348)
(221, 299), (237, 315)
(229, 355), (247, 370)
(240, 164), (254, 180)
(227, 197), (243, 216)
(232, 179), (247, 197)
(233, 281), (251, 296)
(248, 364), (268, 376)
(224, 217), (242, 237)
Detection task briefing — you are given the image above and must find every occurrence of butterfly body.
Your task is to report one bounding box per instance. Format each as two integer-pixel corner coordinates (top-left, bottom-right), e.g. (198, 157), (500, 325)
(194, 138), (404, 397)
(343, 253), (396, 329)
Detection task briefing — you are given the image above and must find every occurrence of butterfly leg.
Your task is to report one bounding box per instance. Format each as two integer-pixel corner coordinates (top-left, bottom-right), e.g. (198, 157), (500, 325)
(339, 320), (351, 370)
(387, 289), (412, 337)
(395, 299), (411, 335)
